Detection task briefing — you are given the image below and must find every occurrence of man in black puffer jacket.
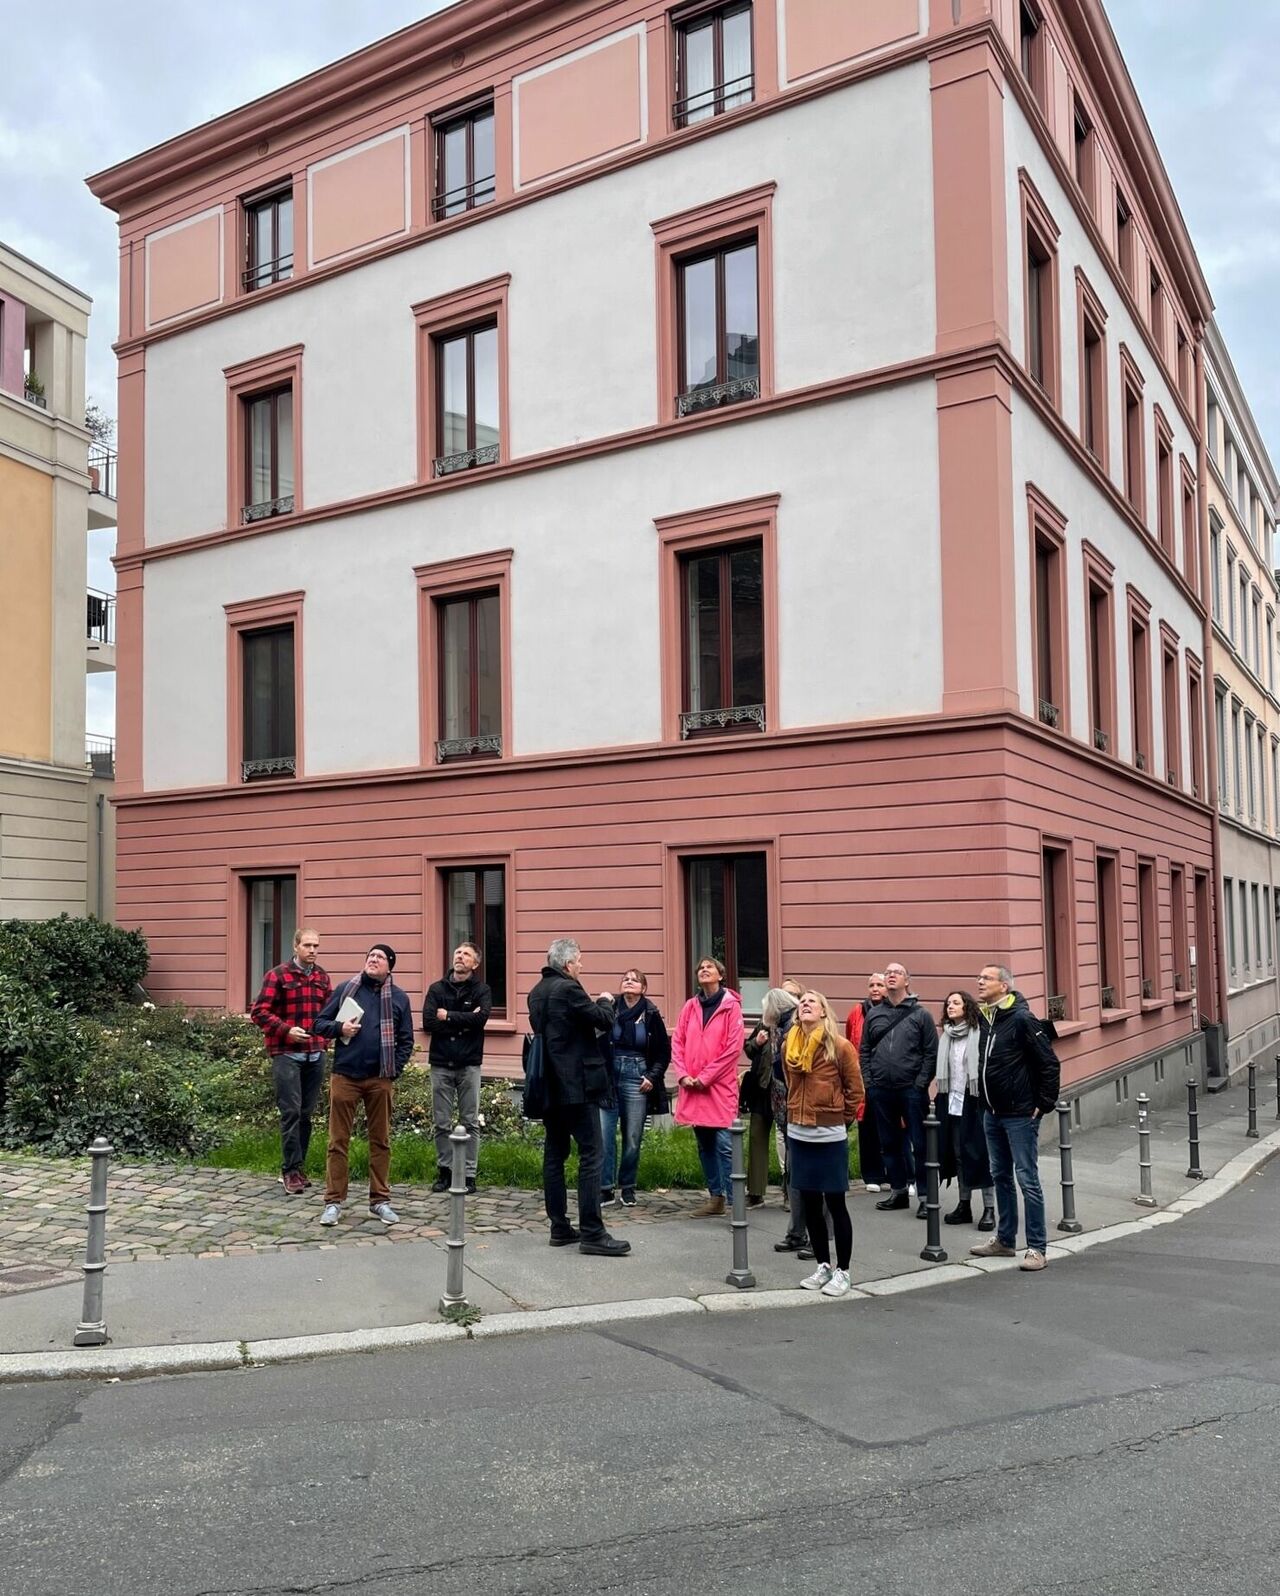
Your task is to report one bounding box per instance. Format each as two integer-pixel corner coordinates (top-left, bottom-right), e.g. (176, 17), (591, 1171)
(969, 963), (1061, 1274)
(859, 961), (937, 1217)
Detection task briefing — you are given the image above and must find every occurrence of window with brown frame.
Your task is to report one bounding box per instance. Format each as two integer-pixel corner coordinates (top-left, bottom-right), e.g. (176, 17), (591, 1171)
(1086, 570), (1115, 755)
(1187, 657), (1205, 801)
(1149, 267), (1164, 354)
(680, 539), (765, 737)
(1181, 463), (1198, 592)
(1095, 850), (1123, 1010)
(1116, 191), (1133, 288)
(433, 321), (499, 476)
(1041, 841), (1074, 1022)
(243, 385), (294, 521)
(1080, 295), (1106, 464)
(432, 97), (496, 220)
(241, 624), (295, 782)
(1129, 603), (1152, 773)
(1137, 857), (1159, 999)
(246, 874), (297, 1000)
(1033, 529), (1066, 730)
(1161, 633), (1181, 787)
(1176, 324), (1191, 403)
(676, 236), (760, 415)
(1025, 225), (1056, 401)
(442, 866), (507, 1012)
(1169, 864), (1190, 992)
(1122, 359), (1144, 518)
(1155, 415), (1175, 560)
(435, 589), (501, 761)
(684, 852), (768, 1013)
(673, 1), (754, 128)
(1072, 95), (1095, 211)
(243, 188), (293, 291)
(1019, 2), (1046, 109)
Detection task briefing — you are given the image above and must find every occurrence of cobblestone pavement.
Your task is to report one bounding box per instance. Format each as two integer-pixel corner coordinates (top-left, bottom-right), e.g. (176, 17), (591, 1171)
(0, 1153), (721, 1280)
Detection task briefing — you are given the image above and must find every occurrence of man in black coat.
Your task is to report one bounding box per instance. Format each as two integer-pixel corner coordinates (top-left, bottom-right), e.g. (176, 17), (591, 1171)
(859, 960), (938, 1217)
(527, 937), (630, 1257)
(422, 941), (492, 1194)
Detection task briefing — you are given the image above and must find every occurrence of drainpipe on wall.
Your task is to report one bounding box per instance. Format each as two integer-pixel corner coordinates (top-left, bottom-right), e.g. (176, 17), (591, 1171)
(95, 791), (104, 919)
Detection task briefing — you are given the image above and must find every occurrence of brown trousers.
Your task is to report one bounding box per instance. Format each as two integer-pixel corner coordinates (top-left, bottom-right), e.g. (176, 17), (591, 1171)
(325, 1072), (394, 1205)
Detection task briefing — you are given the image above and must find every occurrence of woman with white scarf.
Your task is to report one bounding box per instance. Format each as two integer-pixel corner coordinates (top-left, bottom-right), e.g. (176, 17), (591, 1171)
(933, 990), (995, 1230)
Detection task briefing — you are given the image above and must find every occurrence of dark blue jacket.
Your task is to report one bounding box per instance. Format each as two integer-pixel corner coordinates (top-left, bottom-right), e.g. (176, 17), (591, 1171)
(314, 973), (415, 1080)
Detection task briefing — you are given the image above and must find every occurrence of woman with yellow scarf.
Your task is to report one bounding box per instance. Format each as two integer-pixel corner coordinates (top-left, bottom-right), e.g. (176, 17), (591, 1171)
(783, 990), (865, 1297)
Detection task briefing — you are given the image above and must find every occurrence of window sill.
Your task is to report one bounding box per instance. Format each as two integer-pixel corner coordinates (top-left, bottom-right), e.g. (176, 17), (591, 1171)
(1140, 998), (1167, 1013)
(1099, 1007), (1135, 1025)
(1172, 989), (1195, 1005)
(1050, 1019), (1086, 1038)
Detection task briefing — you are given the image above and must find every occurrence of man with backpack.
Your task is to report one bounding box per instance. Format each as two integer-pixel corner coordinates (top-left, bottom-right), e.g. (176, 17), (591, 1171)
(859, 961), (937, 1217)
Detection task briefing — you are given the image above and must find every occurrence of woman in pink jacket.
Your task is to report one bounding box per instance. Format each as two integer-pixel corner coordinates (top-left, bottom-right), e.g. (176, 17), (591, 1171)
(672, 955), (746, 1217)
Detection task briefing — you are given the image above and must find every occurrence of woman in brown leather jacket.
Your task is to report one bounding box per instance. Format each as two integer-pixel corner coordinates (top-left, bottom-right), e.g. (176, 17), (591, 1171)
(783, 990), (865, 1298)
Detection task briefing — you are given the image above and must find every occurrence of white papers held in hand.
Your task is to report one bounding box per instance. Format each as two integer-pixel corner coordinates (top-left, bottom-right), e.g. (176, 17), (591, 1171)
(335, 994), (363, 1041)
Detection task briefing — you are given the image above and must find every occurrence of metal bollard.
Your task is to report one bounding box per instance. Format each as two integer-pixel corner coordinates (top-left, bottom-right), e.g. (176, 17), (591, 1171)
(438, 1123), (470, 1314)
(726, 1119), (755, 1289)
(73, 1137), (112, 1347)
(1055, 1101), (1083, 1233)
(1247, 1062), (1259, 1139)
(919, 1107), (947, 1262)
(1186, 1077), (1205, 1180)
(1134, 1092), (1157, 1207)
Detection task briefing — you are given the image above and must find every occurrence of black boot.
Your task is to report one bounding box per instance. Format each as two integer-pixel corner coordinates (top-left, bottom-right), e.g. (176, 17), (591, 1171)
(978, 1205), (996, 1232)
(944, 1200), (974, 1226)
(875, 1192), (910, 1211)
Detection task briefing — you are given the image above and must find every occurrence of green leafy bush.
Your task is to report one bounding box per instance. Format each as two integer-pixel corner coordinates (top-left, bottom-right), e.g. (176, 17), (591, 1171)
(0, 916), (148, 1011)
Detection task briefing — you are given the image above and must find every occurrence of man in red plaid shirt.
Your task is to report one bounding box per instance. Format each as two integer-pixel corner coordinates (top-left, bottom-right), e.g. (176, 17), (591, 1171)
(250, 927), (332, 1194)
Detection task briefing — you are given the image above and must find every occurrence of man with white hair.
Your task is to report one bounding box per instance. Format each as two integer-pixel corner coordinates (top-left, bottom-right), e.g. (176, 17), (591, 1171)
(527, 938), (630, 1257)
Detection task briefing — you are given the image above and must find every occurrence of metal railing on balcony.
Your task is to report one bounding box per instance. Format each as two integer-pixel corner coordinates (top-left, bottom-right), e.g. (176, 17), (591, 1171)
(88, 443), (117, 499)
(87, 589), (115, 646)
(86, 734), (115, 779)
(680, 703), (765, 738)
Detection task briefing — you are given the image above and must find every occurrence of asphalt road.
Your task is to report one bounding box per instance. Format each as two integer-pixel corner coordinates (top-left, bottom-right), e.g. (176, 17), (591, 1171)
(3, 1161), (1279, 1596)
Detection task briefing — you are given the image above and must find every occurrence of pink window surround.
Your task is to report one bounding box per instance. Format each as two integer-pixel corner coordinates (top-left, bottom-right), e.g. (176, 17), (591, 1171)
(224, 590), (305, 788)
(1159, 618), (1182, 789)
(1186, 649), (1205, 802)
(411, 274), (510, 484)
(660, 834), (780, 1013)
(1119, 342), (1146, 524)
(224, 860), (307, 1013)
(651, 181), (775, 424)
(1179, 454), (1198, 594)
(223, 345), (303, 531)
(654, 492), (780, 743)
(1082, 539), (1117, 759)
(1075, 265), (1108, 473)
(1027, 483), (1070, 738)
(1153, 403), (1175, 561)
(422, 849), (517, 1029)
(1018, 167), (1061, 411)
(414, 549), (513, 766)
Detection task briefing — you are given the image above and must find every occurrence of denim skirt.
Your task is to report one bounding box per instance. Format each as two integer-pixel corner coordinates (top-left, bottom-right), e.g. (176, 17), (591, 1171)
(787, 1133), (849, 1193)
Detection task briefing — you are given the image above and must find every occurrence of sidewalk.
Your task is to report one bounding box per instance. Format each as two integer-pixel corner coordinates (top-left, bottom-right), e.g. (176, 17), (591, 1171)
(1, 1078), (1275, 1378)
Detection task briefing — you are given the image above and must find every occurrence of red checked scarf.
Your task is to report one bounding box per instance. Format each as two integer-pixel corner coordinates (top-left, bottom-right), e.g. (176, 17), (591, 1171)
(338, 974), (397, 1078)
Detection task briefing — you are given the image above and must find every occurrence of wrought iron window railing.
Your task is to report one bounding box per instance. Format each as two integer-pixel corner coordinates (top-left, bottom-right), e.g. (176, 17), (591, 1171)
(242, 756), (296, 782)
(680, 704), (765, 739)
(433, 445), (499, 479)
(676, 375), (760, 417)
(436, 734), (502, 763)
(242, 494), (295, 524)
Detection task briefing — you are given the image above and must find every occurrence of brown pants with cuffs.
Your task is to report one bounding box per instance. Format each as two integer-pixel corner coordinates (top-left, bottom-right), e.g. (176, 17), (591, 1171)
(325, 1072), (394, 1205)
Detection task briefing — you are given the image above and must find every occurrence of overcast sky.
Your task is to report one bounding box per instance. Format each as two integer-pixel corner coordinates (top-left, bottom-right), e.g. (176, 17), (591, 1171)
(1, 0), (1276, 735)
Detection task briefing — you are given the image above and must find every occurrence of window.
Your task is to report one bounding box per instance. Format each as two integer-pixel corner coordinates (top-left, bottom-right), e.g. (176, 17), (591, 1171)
(1085, 552), (1116, 754)
(1137, 858), (1158, 999)
(1259, 724), (1269, 829)
(1155, 410), (1175, 560)
(243, 187), (293, 291)
(1176, 324), (1191, 404)
(224, 346), (303, 530)
(685, 852), (768, 1013)
(1121, 349), (1145, 519)
(1224, 875), (1237, 980)
(681, 541), (765, 736)
(677, 239), (760, 415)
(246, 875), (297, 1001)
(442, 866), (507, 1012)
(1206, 395), (1220, 466)
(1170, 864), (1190, 992)
(1041, 841), (1074, 1021)
(1096, 850), (1123, 1010)
(1266, 887), (1274, 971)
(1161, 630), (1181, 787)
(412, 275), (509, 483)
(435, 322), (499, 476)
(1252, 591), (1262, 676)
(1181, 461), (1198, 593)
(1240, 879), (1250, 971)
(244, 387), (294, 520)
(1020, 174), (1060, 406)
(1077, 271), (1107, 467)
(1214, 687), (1228, 808)
(1231, 698), (1243, 812)
(1030, 489), (1068, 732)
(1019, 2), (1046, 108)
(1116, 191), (1134, 288)
(652, 183), (774, 424)
(1072, 96), (1095, 211)
(1226, 544), (1237, 641)
(433, 590), (501, 761)
(1273, 738), (1280, 835)
(1241, 570), (1251, 662)
(1148, 267), (1164, 356)
(673, 1), (753, 127)
(242, 626), (296, 781)
(432, 97), (495, 219)
(1129, 594), (1152, 773)
(1187, 655), (1205, 800)
(1268, 609), (1275, 693)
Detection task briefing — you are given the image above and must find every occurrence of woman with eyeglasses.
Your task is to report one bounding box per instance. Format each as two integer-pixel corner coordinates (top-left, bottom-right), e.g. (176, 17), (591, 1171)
(599, 968), (671, 1207)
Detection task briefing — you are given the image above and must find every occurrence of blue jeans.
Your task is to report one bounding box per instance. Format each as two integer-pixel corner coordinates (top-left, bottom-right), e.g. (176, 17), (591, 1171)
(599, 1057), (649, 1194)
(693, 1125), (733, 1198)
(983, 1110), (1046, 1253)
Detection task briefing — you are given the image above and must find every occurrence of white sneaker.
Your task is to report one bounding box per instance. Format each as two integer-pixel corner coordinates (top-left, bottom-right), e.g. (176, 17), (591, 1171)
(370, 1201), (400, 1225)
(864, 1182), (882, 1193)
(319, 1203), (341, 1226)
(821, 1268), (852, 1298)
(800, 1262), (834, 1291)
(908, 1184), (918, 1199)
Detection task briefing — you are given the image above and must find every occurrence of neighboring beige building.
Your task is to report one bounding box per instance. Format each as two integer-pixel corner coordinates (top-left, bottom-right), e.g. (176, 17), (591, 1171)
(0, 242), (116, 921)
(1204, 319), (1280, 1077)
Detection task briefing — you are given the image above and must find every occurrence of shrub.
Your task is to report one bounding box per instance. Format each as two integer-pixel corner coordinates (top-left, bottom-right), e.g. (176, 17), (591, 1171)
(0, 916), (148, 1011)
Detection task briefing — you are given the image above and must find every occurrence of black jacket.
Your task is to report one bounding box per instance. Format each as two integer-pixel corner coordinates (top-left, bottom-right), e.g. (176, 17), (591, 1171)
(422, 973), (492, 1068)
(608, 997), (672, 1116)
(977, 993), (1061, 1116)
(859, 996), (937, 1092)
(527, 965), (615, 1108)
(314, 974), (415, 1080)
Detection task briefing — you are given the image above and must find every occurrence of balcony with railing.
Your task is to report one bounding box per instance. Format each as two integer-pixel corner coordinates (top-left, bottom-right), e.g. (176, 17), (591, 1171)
(86, 588), (116, 674)
(86, 734), (115, 779)
(88, 443), (118, 528)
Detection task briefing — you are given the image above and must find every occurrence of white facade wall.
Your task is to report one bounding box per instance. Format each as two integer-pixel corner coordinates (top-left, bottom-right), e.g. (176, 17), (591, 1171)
(144, 66), (937, 548)
(143, 381), (942, 790)
(1004, 100), (1203, 789)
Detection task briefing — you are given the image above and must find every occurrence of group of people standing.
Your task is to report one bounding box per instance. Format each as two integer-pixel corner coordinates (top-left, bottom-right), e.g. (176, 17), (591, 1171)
(251, 929), (1060, 1277)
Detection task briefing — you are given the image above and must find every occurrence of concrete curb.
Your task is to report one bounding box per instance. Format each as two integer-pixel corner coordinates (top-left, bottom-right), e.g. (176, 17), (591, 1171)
(3, 1130), (1277, 1385)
